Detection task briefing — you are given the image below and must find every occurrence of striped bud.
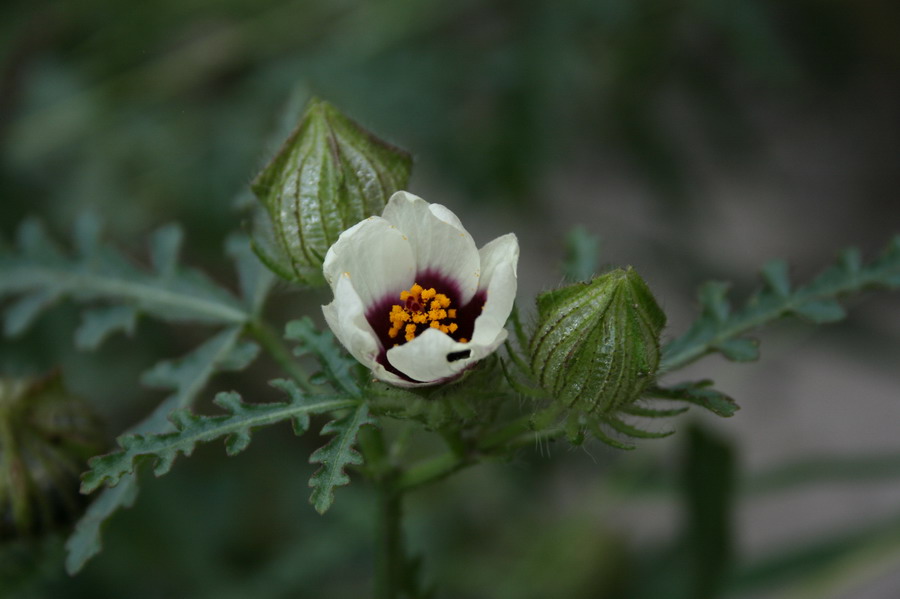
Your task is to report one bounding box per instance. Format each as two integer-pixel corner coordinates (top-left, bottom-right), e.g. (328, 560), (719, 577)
(530, 268), (665, 415)
(0, 373), (104, 538)
(251, 98), (413, 286)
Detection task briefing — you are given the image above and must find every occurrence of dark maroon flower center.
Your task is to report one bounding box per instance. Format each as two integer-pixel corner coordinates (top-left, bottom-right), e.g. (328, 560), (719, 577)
(364, 269), (486, 382)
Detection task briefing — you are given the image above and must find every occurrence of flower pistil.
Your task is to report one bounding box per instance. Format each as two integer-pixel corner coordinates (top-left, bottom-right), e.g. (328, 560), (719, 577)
(388, 283), (465, 344)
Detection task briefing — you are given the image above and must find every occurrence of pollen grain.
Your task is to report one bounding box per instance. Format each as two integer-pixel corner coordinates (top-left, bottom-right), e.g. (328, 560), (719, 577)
(388, 283), (460, 343)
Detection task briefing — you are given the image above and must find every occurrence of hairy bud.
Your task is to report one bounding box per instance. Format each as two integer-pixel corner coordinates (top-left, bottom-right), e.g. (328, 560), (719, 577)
(0, 373), (105, 538)
(251, 98), (413, 285)
(530, 268), (665, 415)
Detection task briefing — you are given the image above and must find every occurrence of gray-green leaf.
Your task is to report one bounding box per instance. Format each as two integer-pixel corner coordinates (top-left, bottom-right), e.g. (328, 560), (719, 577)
(309, 403), (375, 514)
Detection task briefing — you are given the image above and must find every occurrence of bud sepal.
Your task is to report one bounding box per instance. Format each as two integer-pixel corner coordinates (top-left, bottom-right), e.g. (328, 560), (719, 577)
(0, 373), (105, 538)
(251, 98), (413, 286)
(524, 267), (673, 447)
(531, 268), (665, 413)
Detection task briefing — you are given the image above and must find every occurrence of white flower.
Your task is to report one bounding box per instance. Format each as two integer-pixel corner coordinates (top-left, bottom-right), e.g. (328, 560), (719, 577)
(322, 191), (519, 387)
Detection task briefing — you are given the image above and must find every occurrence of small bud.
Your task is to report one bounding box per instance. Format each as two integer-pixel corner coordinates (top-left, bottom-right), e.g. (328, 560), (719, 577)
(0, 373), (105, 538)
(251, 98), (413, 285)
(530, 268), (665, 415)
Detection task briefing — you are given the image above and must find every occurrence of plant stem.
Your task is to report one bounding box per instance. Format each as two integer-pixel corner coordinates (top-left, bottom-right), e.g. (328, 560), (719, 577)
(375, 481), (405, 599)
(358, 426), (389, 479)
(396, 450), (473, 492)
(359, 425), (412, 599)
(478, 406), (560, 451)
(246, 319), (316, 392)
(396, 417), (566, 493)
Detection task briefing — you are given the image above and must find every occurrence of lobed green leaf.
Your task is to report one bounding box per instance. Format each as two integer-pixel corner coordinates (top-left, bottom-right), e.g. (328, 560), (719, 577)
(12, 219), (278, 574)
(65, 326), (258, 574)
(661, 235), (900, 372)
(0, 219), (270, 344)
(64, 473), (140, 575)
(3, 288), (63, 337)
(74, 305), (138, 351)
(309, 402), (376, 514)
(647, 380), (740, 418)
(81, 381), (358, 494)
(225, 233), (275, 315)
(286, 317), (361, 396)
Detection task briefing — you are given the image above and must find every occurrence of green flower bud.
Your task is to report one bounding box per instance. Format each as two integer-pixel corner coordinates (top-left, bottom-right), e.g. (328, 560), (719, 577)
(530, 268), (665, 415)
(251, 98), (413, 285)
(0, 373), (105, 538)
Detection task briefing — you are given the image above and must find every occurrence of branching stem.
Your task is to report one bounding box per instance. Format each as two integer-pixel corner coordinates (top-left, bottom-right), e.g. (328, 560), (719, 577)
(375, 482), (405, 599)
(395, 413), (565, 493)
(660, 240), (900, 373)
(246, 319), (316, 393)
(396, 450), (474, 493)
(360, 408), (570, 596)
(359, 426), (413, 598)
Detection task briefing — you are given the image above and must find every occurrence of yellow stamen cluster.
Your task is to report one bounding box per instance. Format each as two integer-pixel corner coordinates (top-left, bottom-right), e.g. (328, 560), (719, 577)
(389, 283), (464, 344)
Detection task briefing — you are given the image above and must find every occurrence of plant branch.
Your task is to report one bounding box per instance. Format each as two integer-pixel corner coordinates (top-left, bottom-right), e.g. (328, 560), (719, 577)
(247, 318), (317, 393)
(395, 450), (474, 493)
(374, 479), (405, 599)
(660, 238), (900, 373)
(81, 389), (357, 493)
(395, 411), (565, 493)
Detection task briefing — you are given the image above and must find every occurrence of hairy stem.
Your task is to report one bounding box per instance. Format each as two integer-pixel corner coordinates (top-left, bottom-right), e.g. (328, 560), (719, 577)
(247, 319), (316, 392)
(396, 415), (565, 493)
(478, 409), (549, 450)
(396, 450), (474, 492)
(375, 482), (406, 599)
(360, 426), (413, 599)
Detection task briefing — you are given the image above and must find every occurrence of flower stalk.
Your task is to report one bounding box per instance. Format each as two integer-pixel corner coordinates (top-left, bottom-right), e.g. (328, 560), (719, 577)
(245, 319), (318, 393)
(374, 481), (406, 599)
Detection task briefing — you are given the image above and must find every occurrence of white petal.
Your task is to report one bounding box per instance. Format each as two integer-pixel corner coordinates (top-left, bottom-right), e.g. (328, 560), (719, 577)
(386, 328), (475, 383)
(322, 275), (409, 387)
(471, 327), (509, 360)
(322, 274), (379, 369)
(381, 191), (481, 304)
(368, 362), (413, 387)
(322, 215), (415, 308)
(427, 203), (465, 232)
(471, 233), (519, 346)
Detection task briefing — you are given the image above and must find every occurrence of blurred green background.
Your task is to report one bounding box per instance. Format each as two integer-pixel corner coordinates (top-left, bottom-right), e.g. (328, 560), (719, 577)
(2, 0), (900, 597)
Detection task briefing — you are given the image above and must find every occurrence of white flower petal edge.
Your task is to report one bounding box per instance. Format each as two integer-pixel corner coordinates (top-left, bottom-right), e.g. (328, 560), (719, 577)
(322, 274), (409, 387)
(426, 202), (466, 232)
(471, 233), (519, 346)
(386, 328), (475, 383)
(322, 216), (415, 308)
(382, 191), (481, 304)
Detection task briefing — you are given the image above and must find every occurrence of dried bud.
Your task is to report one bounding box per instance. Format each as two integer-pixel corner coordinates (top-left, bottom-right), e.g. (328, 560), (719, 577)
(530, 268), (665, 415)
(251, 98), (413, 285)
(0, 373), (105, 538)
